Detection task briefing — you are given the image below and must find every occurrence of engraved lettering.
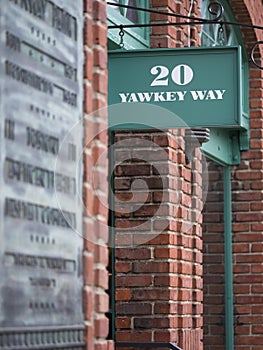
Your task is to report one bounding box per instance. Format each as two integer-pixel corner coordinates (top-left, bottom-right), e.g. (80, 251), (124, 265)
(29, 277), (56, 287)
(5, 252), (76, 272)
(4, 198), (76, 229)
(3, 0), (83, 329)
(5, 61), (53, 95)
(4, 120), (15, 140)
(55, 173), (76, 196)
(6, 32), (21, 51)
(26, 127), (59, 155)
(9, 0), (77, 40)
(64, 65), (75, 80)
(68, 143), (76, 161)
(63, 89), (77, 106)
(9, 0), (47, 20)
(5, 158), (76, 195)
(20, 0), (47, 20)
(52, 4), (72, 38)
(23, 43), (77, 81)
(29, 301), (56, 310)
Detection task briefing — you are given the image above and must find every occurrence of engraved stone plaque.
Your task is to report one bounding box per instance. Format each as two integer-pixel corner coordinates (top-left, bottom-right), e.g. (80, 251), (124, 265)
(0, 1), (84, 348)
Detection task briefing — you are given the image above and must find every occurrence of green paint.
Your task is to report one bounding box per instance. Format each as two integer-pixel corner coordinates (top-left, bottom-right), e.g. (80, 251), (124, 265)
(108, 46), (247, 130)
(224, 166), (234, 350)
(108, 131), (116, 341)
(202, 129), (240, 165)
(107, 4), (149, 50)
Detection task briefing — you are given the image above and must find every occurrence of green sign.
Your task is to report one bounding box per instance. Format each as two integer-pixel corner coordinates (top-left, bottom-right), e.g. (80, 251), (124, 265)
(108, 46), (246, 130)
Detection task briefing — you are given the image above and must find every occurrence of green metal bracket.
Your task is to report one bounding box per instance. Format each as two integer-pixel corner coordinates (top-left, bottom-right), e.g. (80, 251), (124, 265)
(230, 131), (241, 164)
(239, 128), (250, 151)
(202, 128), (241, 165)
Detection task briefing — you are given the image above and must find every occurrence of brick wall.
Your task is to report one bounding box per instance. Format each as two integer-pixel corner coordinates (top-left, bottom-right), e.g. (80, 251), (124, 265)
(82, 1), (263, 349)
(231, 1), (263, 347)
(202, 1), (263, 350)
(150, 0), (201, 48)
(83, 1), (112, 350)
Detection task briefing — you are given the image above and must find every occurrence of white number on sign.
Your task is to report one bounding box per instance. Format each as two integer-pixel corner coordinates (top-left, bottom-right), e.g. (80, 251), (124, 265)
(150, 64), (193, 86)
(150, 65), (169, 86)
(171, 65), (193, 85)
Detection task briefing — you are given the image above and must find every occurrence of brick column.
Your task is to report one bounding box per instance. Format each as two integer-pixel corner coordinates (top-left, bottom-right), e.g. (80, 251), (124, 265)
(114, 130), (204, 349)
(83, 1), (112, 350)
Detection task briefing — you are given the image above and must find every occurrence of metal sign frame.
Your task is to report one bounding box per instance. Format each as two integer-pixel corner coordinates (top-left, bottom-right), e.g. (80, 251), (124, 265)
(108, 46), (248, 130)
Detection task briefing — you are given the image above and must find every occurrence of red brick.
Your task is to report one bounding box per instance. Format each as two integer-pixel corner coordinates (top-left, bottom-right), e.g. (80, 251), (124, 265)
(95, 342), (108, 350)
(93, 71), (108, 95)
(115, 289), (131, 301)
(132, 288), (171, 301)
(153, 329), (179, 342)
(93, 23), (107, 47)
(83, 253), (94, 286)
(115, 163), (151, 176)
(154, 247), (179, 259)
(115, 275), (152, 287)
(84, 325), (93, 350)
(95, 268), (108, 289)
(115, 317), (131, 329)
(84, 50), (93, 80)
(94, 244), (109, 265)
(94, 317), (109, 338)
(115, 261), (132, 273)
(83, 289), (93, 320)
(95, 292), (109, 313)
(154, 275), (179, 287)
(93, 1), (107, 22)
(154, 302), (178, 314)
(116, 302), (152, 315)
(116, 331), (152, 342)
(134, 317), (170, 329)
(115, 248), (151, 260)
(84, 84), (93, 114)
(133, 261), (170, 273)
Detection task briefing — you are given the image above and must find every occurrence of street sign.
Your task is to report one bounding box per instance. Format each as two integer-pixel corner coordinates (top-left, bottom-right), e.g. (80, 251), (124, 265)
(108, 46), (247, 130)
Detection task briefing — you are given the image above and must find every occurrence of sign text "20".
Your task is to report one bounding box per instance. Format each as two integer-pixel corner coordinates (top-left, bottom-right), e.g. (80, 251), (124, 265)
(150, 64), (194, 86)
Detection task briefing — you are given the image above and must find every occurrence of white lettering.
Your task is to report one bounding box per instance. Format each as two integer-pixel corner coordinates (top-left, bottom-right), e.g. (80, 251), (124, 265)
(205, 90), (216, 100)
(190, 89), (226, 101)
(118, 89), (225, 103)
(215, 89), (226, 99)
(166, 91), (177, 102)
(128, 93), (138, 102)
(176, 91), (187, 101)
(119, 93), (130, 103)
(137, 92), (154, 102)
(190, 90), (207, 100)
(154, 92), (165, 102)
(150, 66), (169, 86)
(171, 65), (194, 86)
